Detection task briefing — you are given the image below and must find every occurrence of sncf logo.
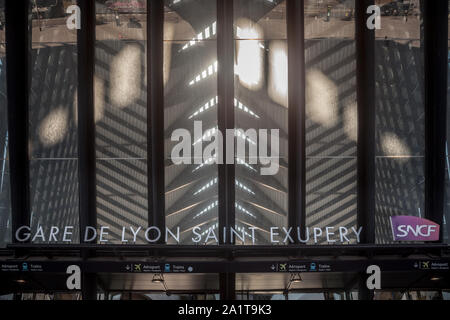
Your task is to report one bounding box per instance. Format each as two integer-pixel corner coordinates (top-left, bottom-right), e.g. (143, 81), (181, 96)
(390, 216), (440, 242)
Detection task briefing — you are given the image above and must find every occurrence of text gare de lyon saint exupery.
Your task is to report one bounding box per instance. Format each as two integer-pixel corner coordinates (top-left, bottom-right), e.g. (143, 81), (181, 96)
(14, 225), (364, 244)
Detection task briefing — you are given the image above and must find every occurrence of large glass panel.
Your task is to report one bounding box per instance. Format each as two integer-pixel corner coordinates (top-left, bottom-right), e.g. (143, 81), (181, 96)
(29, 0), (80, 243)
(375, 0), (424, 244)
(95, 0), (148, 243)
(304, 0), (357, 244)
(0, 4), (10, 247)
(233, 0), (288, 245)
(164, 0), (218, 245)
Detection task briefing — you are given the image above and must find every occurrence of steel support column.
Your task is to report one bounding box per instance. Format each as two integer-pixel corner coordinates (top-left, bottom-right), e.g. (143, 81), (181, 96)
(217, 0), (235, 244)
(77, 0), (97, 300)
(77, 0), (97, 243)
(287, 0), (306, 242)
(423, 0), (448, 241)
(356, 0), (375, 245)
(148, 0), (166, 243)
(81, 272), (98, 301)
(358, 271), (374, 300)
(356, 0), (375, 301)
(5, 0), (31, 244)
(220, 273), (236, 300)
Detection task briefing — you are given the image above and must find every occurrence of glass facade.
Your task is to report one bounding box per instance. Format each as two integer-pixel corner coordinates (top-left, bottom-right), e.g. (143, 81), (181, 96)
(164, 0), (218, 245)
(374, 0), (424, 244)
(0, 0), (444, 246)
(29, 0), (80, 243)
(0, 0), (450, 301)
(234, 0), (288, 245)
(95, 0), (148, 243)
(304, 0), (357, 244)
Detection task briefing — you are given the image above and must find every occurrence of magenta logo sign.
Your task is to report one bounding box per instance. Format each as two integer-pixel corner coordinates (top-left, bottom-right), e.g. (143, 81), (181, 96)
(390, 216), (440, 241)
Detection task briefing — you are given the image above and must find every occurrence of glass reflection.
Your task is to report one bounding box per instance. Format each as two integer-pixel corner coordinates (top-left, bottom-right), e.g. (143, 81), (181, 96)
(305, 0), (355, 39)
(29, 0), (80, 242)
(234, 0), (288, 245)
(164, 0), (218, 245)
(305, 0), (357, 244)
(95, 0), (148, 243)
(374, 0), (424, 244)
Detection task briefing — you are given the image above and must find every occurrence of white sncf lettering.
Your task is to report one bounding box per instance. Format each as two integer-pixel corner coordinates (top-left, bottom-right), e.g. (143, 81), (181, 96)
(396, 225), (437, 238)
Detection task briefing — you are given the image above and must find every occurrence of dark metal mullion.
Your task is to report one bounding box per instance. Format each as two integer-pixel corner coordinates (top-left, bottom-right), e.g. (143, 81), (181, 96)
(355, 0), (375, 245)
(5, 1), (31, 245)
(217, 0), (236, 301)
(219, 272), (235, 300)
(423, 0), (448, 242)
(287, 0), (306, 243)
(77, 0), (97, 244)
(148, 0), (165, 243)
(77, 0), (97, 300)
(355, 0), (375, 301)
(217, 0), (235, 245)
